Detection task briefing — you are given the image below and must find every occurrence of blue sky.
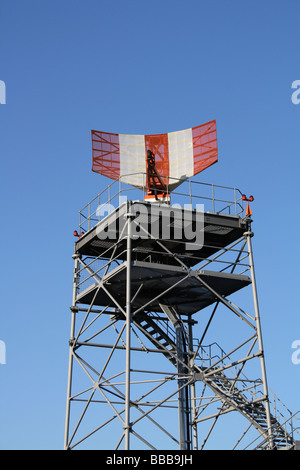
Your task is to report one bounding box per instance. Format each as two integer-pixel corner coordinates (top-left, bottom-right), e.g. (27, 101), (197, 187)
(0, 0), (299, 450)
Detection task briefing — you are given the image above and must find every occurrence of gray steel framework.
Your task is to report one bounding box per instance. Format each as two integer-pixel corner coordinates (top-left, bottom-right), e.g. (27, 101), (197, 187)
(64, 190), (299, 450)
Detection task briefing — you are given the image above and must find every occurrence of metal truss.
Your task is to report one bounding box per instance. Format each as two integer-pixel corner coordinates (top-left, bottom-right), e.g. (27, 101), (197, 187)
(64, 201), (299, 450)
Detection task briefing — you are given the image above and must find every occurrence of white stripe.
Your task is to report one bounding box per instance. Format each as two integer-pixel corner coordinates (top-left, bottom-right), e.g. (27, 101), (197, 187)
(119, 134), (146, 188)
(168, 128), (194, 188)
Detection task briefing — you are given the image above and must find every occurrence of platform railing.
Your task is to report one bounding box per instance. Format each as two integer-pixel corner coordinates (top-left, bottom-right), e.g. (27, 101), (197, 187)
(79, 174), (245, 233)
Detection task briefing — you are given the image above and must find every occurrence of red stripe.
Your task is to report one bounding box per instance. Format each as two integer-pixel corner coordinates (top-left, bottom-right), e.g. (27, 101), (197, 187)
(192, 120), (218, 175)
(91, 130), (120, 180)
(145, 133), (169, 186)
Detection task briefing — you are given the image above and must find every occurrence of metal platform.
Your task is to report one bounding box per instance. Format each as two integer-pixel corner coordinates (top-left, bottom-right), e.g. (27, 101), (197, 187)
(75, 201), (248, 267)
(77, 260), (251, 315)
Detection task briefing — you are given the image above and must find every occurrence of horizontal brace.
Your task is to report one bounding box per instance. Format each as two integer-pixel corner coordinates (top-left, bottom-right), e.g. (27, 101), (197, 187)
(75, 341), (176, 355)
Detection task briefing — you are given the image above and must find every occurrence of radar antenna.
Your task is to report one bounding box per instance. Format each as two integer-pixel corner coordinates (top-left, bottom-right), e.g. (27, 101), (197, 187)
(91, 120), (218, 202)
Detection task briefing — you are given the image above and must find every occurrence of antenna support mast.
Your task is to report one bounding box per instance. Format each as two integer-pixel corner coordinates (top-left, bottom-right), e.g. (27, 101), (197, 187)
(146, 150), (167, 201)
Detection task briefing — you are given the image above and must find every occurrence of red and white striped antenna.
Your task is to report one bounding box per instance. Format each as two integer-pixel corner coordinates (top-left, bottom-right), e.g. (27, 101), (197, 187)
(91, 120), (218, 201)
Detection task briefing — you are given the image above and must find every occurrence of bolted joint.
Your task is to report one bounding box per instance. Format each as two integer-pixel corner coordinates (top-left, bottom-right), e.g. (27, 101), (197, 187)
(193, 371), (204, 382)
(123, 423), (133, 432)
(243, 231), (254, 238)
(70, 306), (79, 313)
(69, 337), (75, 347)
(125, 201), (135, 220)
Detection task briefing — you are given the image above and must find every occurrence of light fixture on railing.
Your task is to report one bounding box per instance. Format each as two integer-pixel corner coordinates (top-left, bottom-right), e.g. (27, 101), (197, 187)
(73, 230), (85, 239)
(241, 194), (254, 217)
(242, 194), (254, 202)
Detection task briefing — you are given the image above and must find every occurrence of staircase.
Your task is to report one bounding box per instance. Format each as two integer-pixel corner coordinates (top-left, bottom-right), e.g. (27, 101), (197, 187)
(133, 308), (296, 450)
(198, 367), (294, 449)
(134, 312), (177, 365)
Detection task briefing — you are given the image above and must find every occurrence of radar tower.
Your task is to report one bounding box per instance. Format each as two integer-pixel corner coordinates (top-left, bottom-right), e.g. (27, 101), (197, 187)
(64, 121), (299, 450)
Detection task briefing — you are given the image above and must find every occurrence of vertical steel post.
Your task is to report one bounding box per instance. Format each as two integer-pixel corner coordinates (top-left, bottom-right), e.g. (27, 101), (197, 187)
(64, 252), (80, 450)
(125, 204), (133, 450)
(160, 305), (190, 450)
(234, 188), (237, 216)
(188, 320), (198, 450)
(212, 184), (215, 213)
(244, 226), (274, 449)
(189, 180), (192, 207)
(176, 327), (188, 450)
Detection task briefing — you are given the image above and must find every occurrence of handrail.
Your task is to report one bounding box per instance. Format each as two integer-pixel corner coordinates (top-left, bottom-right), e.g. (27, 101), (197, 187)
(78, 174), (246, 233)
(194, 341), (300, 448)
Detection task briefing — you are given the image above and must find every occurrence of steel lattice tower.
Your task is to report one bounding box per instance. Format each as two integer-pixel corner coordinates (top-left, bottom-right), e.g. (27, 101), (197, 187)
(64, 179), (298, 450)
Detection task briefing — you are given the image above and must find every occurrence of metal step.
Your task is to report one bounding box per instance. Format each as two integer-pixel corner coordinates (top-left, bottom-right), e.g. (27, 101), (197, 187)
(134, 314), (177, 365)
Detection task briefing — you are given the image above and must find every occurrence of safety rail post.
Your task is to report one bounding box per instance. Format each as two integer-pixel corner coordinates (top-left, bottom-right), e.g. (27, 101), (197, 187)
(189, 180), (192, 207)
(234, 188), (237, 216)
(98, 194), (100, 222)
